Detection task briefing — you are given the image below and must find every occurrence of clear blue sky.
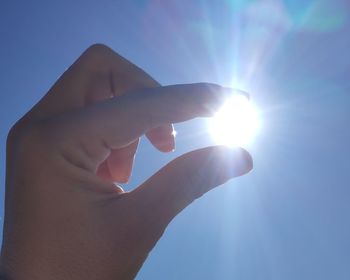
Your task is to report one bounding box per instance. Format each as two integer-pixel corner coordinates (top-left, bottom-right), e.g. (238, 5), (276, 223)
(1, 1), (350, 279)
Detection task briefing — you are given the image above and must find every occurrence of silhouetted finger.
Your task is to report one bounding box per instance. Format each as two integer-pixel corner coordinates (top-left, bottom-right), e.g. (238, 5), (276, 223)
(145, 125), (176, 152)
(133, 146), (253, 227)
(56, 83), (238, 170)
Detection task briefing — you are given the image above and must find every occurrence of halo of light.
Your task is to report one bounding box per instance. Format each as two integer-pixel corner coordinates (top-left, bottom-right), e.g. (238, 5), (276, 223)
(208, 94), (260, 147)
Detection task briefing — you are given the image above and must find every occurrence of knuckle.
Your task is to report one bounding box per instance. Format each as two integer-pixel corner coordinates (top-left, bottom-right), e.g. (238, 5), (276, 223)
(7, 121), (23, 145)
(7, 121), (33, 147)
(82, 43), (114, 65)
(85, 43), (112, 56)
(7, 119), (56, 153)
(78, 43), (116, 72)
(6, 119), (63, 177)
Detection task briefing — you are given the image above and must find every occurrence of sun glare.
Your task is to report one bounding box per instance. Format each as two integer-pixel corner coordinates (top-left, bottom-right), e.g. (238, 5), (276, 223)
(208, 94), (260, 147)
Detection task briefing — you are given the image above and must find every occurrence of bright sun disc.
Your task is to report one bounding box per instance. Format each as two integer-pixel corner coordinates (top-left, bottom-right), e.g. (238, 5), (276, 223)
(208, 94), (260, 147)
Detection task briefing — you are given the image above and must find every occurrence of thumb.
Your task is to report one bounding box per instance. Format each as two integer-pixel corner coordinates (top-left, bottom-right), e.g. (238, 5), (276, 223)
(132, 146), (253, 226)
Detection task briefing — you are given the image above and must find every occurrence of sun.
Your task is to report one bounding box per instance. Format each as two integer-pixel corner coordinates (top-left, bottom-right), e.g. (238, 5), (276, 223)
(208, 94), (260, 147)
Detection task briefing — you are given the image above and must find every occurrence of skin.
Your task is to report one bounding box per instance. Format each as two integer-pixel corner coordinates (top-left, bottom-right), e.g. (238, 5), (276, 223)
(0, 44), (253, 280)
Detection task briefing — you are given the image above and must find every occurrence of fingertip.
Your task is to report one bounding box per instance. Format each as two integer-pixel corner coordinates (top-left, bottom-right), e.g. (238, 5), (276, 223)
(146, 125), (176, 153)
(108, 168), (132, 184)
(114, 175), (131, 184)
(149, 134), (175, 153)
(107, 156), (134, 183)
(214, 146), (253, 176)
(156, 134), (176, 153)
(229, 146), (253, 176)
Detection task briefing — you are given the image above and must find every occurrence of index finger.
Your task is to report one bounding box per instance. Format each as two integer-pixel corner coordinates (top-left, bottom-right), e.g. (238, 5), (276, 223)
(55, 83), (245, 169)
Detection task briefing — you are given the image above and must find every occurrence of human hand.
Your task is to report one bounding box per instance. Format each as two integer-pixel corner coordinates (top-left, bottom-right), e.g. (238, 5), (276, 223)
(0, 44), (253, 280)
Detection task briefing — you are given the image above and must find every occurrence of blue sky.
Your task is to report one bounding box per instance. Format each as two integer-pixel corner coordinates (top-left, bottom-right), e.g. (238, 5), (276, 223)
(1, 1), (350, 279)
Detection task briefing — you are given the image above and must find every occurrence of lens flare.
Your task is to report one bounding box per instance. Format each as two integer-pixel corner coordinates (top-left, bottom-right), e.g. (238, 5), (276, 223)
(208, 94), (260, 147)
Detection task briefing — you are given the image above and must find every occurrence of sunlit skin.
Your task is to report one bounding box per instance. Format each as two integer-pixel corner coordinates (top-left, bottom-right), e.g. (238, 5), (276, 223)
(209, 94), (260, 147)
(0, 44), (253, 280)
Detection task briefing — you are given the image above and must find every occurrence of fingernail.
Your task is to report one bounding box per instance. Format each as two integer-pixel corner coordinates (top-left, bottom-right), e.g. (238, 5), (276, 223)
(222, 87), (250, 100)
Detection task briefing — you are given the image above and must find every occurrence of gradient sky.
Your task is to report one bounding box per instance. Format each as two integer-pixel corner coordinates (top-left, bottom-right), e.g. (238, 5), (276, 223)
(1, 1), (350, 279)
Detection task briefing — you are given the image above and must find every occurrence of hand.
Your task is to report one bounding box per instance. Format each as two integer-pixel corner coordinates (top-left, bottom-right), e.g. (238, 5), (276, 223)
(0, 44), (253, 280)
